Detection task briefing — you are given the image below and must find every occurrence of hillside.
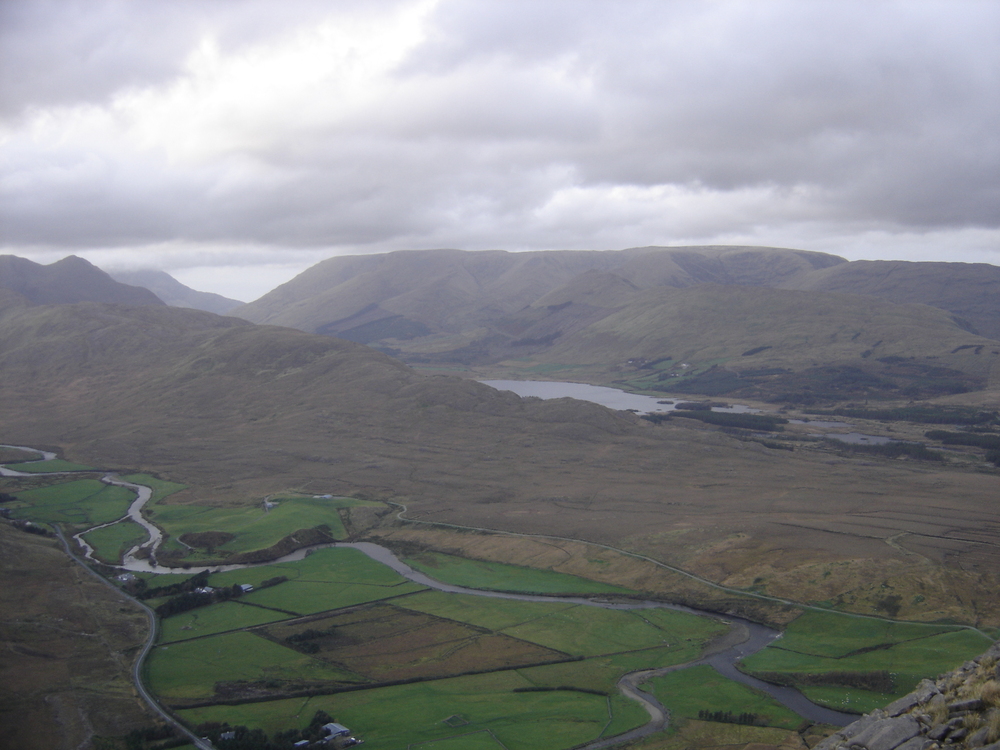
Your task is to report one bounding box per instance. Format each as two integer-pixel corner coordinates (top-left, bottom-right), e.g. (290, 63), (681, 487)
(234, 246), (843, 339)
(504, 285), (1000, 400)
(232, 247), (1000, 401)
(110, 268), (242, 315)
(782, 259), (1000, 340)
(0, 255), (164, 307)
(2, 295), (1000, 627)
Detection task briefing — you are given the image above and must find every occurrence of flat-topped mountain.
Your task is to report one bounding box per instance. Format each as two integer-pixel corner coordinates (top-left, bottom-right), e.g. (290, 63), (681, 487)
(110, 268), (242, 315)
(0, 255), (164, 307)
(235, 246), (845, 338)
(234, 247), (1000, 400)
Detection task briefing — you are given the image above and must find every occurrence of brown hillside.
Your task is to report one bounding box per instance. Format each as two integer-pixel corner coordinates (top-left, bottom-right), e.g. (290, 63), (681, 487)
(2, 297), (1000, 625)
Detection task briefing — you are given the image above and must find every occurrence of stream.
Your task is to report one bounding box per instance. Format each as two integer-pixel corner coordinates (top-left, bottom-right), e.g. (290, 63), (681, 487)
(2, 445), (857, 738)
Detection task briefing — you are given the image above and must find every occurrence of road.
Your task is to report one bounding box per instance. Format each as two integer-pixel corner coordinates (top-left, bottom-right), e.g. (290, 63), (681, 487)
(53, 526), (215, 750)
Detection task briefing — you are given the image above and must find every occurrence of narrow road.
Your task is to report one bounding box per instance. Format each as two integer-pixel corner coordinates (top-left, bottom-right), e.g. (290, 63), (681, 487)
(52, 527), (215, 750)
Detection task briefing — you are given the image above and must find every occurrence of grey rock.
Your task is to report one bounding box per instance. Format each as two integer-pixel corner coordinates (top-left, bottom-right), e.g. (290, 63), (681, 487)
(893, 737), (935, 750)
(949, 699), (985, 714)
(946, 727), (967, 742)
(967, 727), (992, 748)
(848, 716), (922, 750)
(886, 681), (941, 717)
(928, 719), (963, 741)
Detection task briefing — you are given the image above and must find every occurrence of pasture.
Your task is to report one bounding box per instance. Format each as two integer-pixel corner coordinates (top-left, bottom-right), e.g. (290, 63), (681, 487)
(395, 591), (726, 658)
(8, 479), (135, 525)
(178, 670), (635, 750)
(158, 548), (430, 642)
(148, 496), (378, 557)
(146, 631), (359, 701)
(404, 550), (641, 595)
(646, 664), (802, 729)
(739, 610), (992, 709)
(80, 519), (147, 563)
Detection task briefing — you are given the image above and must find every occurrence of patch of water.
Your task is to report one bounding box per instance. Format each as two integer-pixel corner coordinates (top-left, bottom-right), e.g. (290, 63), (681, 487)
(480, 380), (760, 415)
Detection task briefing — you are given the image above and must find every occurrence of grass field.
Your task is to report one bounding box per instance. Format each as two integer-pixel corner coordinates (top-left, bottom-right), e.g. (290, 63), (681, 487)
(646, 665), (802, 729)
(147, 631), (359, 700)
(158, 600), (295, 643)
(157, 548), (430, 642)
(178, 670), (630, 750)
(740, 610), (992, 709)
(80, 519), (148, 563)
(404, 551), (641, 595)
(3, 458), (96, 473)
(148, 497), (377, 556)
(396, 591), (726, 658)
(151, 548), (728, 749)
(241, 579), (426, 615)
(9, 479), (136, 525)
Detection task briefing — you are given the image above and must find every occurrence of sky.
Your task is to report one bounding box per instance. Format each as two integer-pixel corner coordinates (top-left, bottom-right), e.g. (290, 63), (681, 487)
(2, 0), (999, 302)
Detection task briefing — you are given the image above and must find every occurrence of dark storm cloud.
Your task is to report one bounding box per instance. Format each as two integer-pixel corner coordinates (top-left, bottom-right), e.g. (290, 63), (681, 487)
(2, 0), (999, 282)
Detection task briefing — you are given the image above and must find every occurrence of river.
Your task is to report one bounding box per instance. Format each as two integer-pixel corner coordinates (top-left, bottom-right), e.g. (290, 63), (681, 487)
(2, 444), (857, 739)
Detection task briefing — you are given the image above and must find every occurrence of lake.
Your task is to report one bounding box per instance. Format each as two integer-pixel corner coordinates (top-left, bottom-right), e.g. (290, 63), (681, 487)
(480, 380), (758, 415)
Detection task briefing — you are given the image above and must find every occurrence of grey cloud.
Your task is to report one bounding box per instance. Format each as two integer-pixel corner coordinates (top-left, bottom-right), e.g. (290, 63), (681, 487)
(1, 0), (999, 264)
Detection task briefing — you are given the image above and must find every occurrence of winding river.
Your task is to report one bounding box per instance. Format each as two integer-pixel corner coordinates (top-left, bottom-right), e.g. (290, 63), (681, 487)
(1, 445), (857, 747)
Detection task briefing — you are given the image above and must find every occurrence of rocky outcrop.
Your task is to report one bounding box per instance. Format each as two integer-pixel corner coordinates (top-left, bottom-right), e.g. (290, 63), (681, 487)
(816, 641), (1000, 750)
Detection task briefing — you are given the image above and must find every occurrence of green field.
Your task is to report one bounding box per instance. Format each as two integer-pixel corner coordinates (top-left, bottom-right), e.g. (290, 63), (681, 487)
(397, 591), (726, 658)
(3, 458), (96, 473)
(157, 548), (430, 642)
(151, 552), (727, 749)
(148, 497), (378, 556)
(9, 479), (136, 525)
(404, 551), (641, 595)
(158, 600), (294, 643)
(740, 610), (992, 709)
(147, 631), (360, 700)
(646, 665), (802, 729)
(178, 670), (630, 750)
(81, 519), (148, 563)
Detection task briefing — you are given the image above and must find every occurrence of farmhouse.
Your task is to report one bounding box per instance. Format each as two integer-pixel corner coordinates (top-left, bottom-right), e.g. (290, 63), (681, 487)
(322, 723), (350, 738)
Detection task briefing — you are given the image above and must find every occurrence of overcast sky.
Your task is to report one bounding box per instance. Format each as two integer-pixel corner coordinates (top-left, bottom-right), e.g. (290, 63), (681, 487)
(2, 0), (999, 301)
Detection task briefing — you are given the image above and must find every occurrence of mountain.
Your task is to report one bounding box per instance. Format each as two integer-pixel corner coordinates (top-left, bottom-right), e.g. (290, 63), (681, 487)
(0, 255), (165, 307)
(234, 247), (1000, 401)
(110, 268), (242, 315)
(233, 246), (844, 340)
(1, 294), (999, 627)
(504, 284), (1000, 401)
(780, 259), (1000, 340)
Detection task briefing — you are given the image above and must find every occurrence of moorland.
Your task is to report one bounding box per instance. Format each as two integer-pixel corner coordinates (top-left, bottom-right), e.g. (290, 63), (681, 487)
(2, 246), (1000, 750)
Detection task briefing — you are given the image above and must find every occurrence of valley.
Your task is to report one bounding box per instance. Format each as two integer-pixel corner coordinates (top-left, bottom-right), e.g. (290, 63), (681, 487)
(2, 246), (1000, 749)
